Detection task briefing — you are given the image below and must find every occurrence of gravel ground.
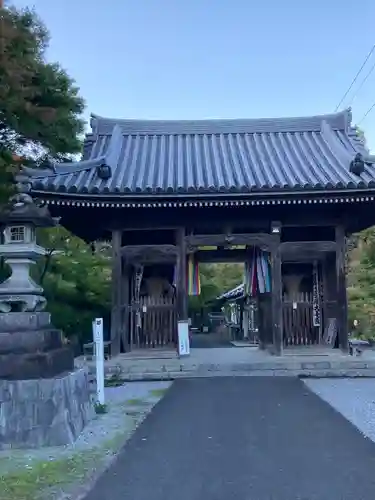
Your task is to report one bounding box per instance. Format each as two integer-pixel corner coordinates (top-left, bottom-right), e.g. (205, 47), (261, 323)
(0, 380), (171, 476)
(304, 378), (375, 442)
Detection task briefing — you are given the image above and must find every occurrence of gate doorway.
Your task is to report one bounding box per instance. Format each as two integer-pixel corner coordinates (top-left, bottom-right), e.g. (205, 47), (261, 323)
(118, 231), (333, 355)
(129, 295), (177, 349)
(193, 245), (274, 349)
(282, 262), (323, 346)
(120, 246), (179, 352)
(282, 292), (320, 346)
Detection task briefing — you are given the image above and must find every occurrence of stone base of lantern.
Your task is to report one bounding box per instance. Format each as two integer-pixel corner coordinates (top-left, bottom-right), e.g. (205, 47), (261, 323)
(0, 312), (74, 379)
(0, 347), (75, 380)
(0, 311), (51, 331)
(0, 368), (94, 449)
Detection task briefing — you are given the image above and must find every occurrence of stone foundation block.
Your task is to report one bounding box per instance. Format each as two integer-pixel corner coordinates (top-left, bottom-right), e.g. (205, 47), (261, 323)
(0, 312), (51, 332)
(0, 368), (94, 449)
(0, 329), (63, 354)
(0, 347), (74, 379)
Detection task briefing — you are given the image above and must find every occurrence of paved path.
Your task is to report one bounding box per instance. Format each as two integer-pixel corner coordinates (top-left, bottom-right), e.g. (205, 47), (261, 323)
(85, 377), (375, 500)
(190, 333), (232, 348)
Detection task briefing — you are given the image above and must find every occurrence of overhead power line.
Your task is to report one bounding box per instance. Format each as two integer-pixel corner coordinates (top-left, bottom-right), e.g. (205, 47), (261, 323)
(347, 59), (375, 108)
(358, 101), (375, 125)
(335, 43), (375, 112)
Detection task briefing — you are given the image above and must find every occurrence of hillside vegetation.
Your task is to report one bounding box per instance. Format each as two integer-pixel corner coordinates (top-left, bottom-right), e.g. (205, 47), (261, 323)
(348, 228), (375, 339)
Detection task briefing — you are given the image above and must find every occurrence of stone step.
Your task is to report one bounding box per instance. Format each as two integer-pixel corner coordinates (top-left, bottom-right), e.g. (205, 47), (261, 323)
(89, 368), (375, 382)
(87, 359), (375, 374)
(86, 359), (375, 382)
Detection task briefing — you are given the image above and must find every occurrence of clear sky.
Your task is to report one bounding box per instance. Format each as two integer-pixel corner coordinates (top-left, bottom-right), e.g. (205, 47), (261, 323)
(12, 0), (375, 148)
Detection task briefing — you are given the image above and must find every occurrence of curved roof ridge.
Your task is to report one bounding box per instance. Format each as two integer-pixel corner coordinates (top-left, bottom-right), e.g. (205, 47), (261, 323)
(90, 109), (352, 136)
(320, 120), (355, 163)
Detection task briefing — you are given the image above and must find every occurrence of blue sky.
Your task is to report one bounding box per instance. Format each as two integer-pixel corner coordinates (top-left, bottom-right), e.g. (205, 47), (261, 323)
(12, 0), (375, 148)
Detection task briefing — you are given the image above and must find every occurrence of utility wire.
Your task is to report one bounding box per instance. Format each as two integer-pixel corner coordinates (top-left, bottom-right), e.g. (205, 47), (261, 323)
(347, 58), (375, 107)
(335, 44), (375, 112)
(358, 101), (375, 125)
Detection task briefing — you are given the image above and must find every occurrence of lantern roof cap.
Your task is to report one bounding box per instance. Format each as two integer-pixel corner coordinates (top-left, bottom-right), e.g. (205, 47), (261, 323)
(0, 194), (59, 227)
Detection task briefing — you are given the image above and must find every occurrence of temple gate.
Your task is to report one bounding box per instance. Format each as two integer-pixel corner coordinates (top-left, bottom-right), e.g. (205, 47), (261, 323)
(17, 108), (375, 355)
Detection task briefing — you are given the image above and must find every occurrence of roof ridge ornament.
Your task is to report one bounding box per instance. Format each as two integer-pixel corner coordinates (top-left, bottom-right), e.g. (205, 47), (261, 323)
(346, 107), (353, 129)
(350, 153), (365, 176)
(97, 163), (112, 180)
(90, 113), (99, 135)
(320, 120), (354, 166)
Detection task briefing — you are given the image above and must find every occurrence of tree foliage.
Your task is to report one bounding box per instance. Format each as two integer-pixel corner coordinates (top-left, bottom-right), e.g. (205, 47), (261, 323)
(0, 4), (85, 204)
(36, 228), (111, 343)
(348, 228), (375, 339)
(0, 4), (111, 345)
(189, 263), (244, 314)
(356, 126), (367, 148)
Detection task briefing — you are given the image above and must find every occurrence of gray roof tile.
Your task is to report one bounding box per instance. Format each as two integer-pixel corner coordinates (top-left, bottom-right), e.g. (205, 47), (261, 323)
(218, 284), (244, 301)
(25, 109), (375, 197)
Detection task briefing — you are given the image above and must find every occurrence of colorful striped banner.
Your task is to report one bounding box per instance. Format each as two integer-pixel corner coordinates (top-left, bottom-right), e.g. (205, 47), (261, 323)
(187, 254), (201, 296)
(243, 249), (271, 297)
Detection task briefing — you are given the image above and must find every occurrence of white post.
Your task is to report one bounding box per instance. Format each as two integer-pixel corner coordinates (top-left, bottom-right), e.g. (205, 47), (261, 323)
(92, 317), (105, 405)
(177, 319), (190, 357)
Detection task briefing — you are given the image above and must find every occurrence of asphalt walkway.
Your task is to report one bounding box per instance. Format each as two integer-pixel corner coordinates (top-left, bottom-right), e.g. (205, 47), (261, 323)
(85, 377), (375, 500)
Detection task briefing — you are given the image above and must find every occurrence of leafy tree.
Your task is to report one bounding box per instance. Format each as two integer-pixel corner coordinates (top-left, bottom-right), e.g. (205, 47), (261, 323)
(348, 228), (375, 339)
(0, 4), (112, 346)
(0, 3), (84, 204)
(188, 263), (244, 318)
(35, 228), (111, 344)
(356, 126), (367, 148)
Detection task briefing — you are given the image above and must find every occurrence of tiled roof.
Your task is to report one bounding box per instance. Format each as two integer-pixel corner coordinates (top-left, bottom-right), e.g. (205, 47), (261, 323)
(23, 109), (375, 198)
(218, 284), (244, 301)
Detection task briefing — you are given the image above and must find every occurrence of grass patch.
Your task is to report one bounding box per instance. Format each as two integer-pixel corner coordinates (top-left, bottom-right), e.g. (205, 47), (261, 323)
(0, 453), (99, 500)
(0, 390), (161, 500)
(0, 416), (148, 500)
(125, 398), (150, 407)
(148, 388), (169, 398)
(104, 375), (125, 388)
(1, 389), (165, 499)
(0, 433), (131, 500)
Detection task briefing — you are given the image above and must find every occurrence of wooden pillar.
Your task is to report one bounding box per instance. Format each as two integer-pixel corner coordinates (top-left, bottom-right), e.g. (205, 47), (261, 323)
(271, 236), (283, 356)
(120, 263), (130, 352)
(176, 227), (188, 320)
(335, 225), (348, 352)
(243, 307), (249, 339)
(110, 229), (122, 355)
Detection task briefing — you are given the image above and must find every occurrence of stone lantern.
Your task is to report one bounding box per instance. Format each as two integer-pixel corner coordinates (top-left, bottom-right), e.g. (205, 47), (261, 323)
(0, 193), (93, 449)
(0, 192), (74, 379)
(0, 193), (57, 313)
